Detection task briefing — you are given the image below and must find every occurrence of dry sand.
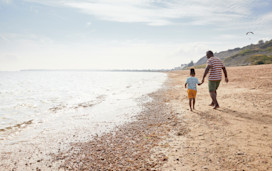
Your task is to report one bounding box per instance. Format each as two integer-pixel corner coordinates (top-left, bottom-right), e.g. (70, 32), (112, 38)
(55, 64), (272, 170)
(154, 64), (272, 170)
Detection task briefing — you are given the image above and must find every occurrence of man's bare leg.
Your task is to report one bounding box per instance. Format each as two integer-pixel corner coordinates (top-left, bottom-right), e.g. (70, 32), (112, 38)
(214, 90), (219, 109)
(209, 91), (217, 106)
(209, 91), (219, 109)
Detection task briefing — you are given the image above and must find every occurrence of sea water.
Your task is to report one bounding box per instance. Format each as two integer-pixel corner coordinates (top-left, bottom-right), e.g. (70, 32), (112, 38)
(0, 71), (166, 146)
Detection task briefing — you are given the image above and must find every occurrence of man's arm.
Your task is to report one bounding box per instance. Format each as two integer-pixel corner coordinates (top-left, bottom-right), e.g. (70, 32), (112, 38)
(197, 79), (202, 85)
(202, 65), (212, 83)
(222, 66), (228, 83)
(185, 83), (187, 88)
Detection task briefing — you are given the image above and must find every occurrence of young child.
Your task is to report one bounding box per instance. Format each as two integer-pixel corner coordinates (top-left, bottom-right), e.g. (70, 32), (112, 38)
(185, 68), (202, 111)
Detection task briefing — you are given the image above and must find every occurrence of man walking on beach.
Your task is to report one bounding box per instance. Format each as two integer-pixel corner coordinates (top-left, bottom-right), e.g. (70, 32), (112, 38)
(202, 50), (228, 109)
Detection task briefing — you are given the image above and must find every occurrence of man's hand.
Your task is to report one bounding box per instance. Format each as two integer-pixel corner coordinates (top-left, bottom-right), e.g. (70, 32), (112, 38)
(225, 77), (229, 83)
(201, 78), (205, 84)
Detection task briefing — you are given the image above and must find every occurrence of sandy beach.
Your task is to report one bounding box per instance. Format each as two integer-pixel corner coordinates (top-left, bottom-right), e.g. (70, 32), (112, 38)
(1, 64), (272, 170)
(154, 64), (272, 170)
(52, 64), (272, 170)
(3, 1), (272, 170)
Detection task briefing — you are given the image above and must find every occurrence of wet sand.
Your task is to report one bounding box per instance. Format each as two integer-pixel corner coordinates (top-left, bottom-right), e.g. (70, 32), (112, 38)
(52, 83), (175, 170)
(1, 64), (272, 170)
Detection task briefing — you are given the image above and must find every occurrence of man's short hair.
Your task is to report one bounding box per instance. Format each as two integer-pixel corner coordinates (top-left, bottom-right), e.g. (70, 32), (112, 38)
(206, 50), (214, 56)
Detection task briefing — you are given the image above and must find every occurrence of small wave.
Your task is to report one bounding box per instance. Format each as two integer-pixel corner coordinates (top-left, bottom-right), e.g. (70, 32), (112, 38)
(0, 120), (33, 133)
(49, 104), (67, 112)
(75, 101), (95, 108)
(15, 103), (38, 109)
(49, 95), (106, 112)
(73, 95), (106, 109)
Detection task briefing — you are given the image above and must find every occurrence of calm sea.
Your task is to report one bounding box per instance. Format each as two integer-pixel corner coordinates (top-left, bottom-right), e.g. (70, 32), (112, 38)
(0, 71), (166, 144)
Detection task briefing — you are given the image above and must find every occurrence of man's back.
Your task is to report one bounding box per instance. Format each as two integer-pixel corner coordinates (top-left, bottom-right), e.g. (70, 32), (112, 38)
(207, 57), (224, 81)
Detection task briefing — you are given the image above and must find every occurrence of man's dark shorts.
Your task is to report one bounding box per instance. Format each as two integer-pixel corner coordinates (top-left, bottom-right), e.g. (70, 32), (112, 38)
(208, 80), (221, 92)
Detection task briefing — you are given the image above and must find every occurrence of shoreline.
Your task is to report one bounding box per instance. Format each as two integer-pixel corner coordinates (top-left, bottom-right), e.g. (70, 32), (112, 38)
(0, 72), (167, 170)
(52, 77), (175, 170)
(1, 64), (272, 170)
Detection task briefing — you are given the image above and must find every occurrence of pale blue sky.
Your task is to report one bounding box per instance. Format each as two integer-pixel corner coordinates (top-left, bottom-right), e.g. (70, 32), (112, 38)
(1, 0), (272, 70)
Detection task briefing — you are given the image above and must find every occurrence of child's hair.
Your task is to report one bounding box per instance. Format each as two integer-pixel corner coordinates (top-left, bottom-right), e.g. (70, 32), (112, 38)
(190, 68), (195, 75)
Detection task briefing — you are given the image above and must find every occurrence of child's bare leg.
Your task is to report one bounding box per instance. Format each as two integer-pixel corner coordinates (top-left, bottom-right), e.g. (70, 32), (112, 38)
(193, 98), (195, 109)
(189, 99), (192, 111)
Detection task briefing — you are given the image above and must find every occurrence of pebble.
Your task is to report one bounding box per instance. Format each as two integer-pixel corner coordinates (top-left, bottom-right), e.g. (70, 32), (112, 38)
(203, 166), (209, 169)
(236, 152), (244, 155)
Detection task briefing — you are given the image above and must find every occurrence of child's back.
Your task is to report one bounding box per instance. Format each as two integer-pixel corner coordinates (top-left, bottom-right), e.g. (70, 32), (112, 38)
(186, 76), (199, 91)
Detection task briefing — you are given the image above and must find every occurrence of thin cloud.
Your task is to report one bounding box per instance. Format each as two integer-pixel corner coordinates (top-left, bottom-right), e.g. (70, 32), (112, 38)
(259, 12), (272, 24)
(25, 0), (260, 26)
(1, 0), (12, 4)
(0, 35), (9, 41)
(0, 54), (17, 61)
